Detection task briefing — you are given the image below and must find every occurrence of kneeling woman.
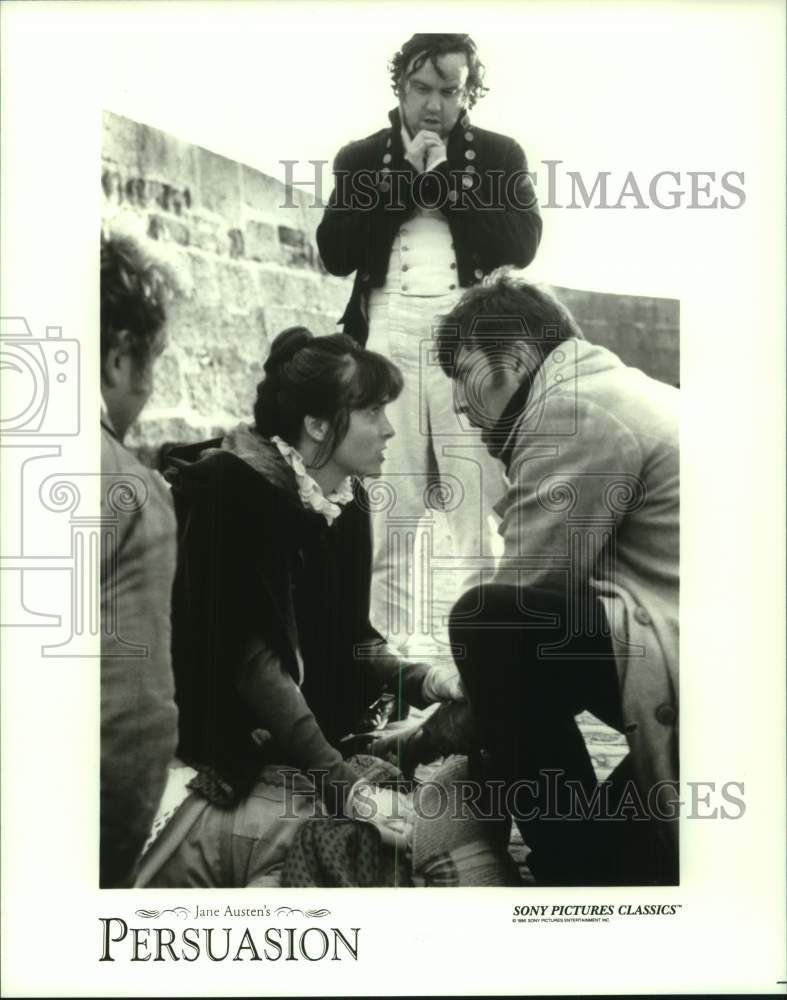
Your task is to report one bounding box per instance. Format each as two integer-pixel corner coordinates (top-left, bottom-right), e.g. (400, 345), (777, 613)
(138, 328), (459, 887)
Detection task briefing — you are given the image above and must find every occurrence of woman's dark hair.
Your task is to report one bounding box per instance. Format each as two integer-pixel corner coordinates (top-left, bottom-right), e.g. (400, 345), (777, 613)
(100, 233), (169, 368)
(389, 33), (488, 109)
(435, 268), (584, 377)
(254, 328), (404, 466)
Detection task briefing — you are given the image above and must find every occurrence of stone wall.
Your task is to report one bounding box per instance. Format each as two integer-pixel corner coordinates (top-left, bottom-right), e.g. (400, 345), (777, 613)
(101, 110), (350, 462)
(101, 112), (679, 463)
(553, 286), (679, 388)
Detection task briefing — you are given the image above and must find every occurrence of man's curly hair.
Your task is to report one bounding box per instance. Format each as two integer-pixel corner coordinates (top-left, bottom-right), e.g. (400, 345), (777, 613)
(389, 33), (488, 109)
(100, 233), (171, 368)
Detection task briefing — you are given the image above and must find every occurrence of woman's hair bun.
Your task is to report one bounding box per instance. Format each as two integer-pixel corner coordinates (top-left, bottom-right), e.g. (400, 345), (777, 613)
(263, 326), (314, 375)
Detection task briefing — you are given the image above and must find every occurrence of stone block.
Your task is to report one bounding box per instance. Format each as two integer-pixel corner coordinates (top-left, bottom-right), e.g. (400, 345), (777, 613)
(189, 213), (229, 256)
(319, 274), (353, 314)
(242, 164), (288, 214)
(188, 254), (222, 307)
(147, 213), (190, 246)
(264, 306), (339, 339)
(145, 180), (192, 216)
(245, 220), (277, 262)
(177, 303), (267, 363)
(101, 164), (127, 207)
(218, 261), (259, 313)
(257, 266), (319, 307)
(146, 351), (184, 409)
(277, 226), (319, 270)
(182, 346), (262, 423)
(228, 228), (245, 258)
(138, 122), (198, 190)
(102, 111), (142, 172)
(198, 147), (242, 223)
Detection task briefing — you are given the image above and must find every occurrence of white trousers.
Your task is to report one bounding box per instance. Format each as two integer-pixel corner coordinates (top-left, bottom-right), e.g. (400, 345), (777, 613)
(366, 289), (504, 658)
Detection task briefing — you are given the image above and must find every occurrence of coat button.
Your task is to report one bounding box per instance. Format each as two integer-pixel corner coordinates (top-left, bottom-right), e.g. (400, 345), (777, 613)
(379, 181), (390, 192)
(462, 175), (473, 188)
(655, 703), (676, 726)
(466, 165), (476, 174)
(464, 131), (474, 142)
(400, 227), (408, 235)
(401, 264), (409, 272)
(401, 245), (409, 252)
(386, 136), (392, 148)
(449, 261), (457, 269)
(448, 190), (458, 203)
(401, 284), (408, 291)
(634, 606), (652, 626)
(473, 267), (483, 280)
(465, 149), (476, 161)
(383, 152), (392, 164)
(449, 283), (456, 290)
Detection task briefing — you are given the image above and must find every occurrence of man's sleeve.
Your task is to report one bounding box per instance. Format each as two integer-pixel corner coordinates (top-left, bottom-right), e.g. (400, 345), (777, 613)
(316, 144), (375, 277)
(494, 396), (644, 596)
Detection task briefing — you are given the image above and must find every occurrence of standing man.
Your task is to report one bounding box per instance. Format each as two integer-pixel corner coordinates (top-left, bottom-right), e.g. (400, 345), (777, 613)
(317, 33), (542, 654)
(100, 232), (179, 887)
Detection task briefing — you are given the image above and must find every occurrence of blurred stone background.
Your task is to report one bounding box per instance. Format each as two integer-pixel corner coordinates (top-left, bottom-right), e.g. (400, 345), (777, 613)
(102, 111), (679, 465)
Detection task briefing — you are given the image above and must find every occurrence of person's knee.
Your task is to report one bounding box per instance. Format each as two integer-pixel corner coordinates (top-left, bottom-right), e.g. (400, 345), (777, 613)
(449, 583), (521, 630)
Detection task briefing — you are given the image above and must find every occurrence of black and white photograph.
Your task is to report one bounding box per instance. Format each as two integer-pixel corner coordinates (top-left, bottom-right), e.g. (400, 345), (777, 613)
(1, 1), (784, 995)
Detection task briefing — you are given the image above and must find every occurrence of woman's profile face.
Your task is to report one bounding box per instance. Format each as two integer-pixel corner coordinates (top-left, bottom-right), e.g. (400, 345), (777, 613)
(331, 402), (396, 477)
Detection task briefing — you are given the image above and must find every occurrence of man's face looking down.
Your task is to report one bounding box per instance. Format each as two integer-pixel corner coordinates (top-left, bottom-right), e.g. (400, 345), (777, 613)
(398, 50), (469, 140)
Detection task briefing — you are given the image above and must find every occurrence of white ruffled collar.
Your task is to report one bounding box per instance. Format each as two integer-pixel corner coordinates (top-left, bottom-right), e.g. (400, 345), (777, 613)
(221, 424), (353, 525)
(271, 435), (354, 525)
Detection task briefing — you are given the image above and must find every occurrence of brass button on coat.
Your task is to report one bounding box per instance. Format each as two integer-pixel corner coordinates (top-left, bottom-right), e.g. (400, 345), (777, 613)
(654, 704), (676, 726)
